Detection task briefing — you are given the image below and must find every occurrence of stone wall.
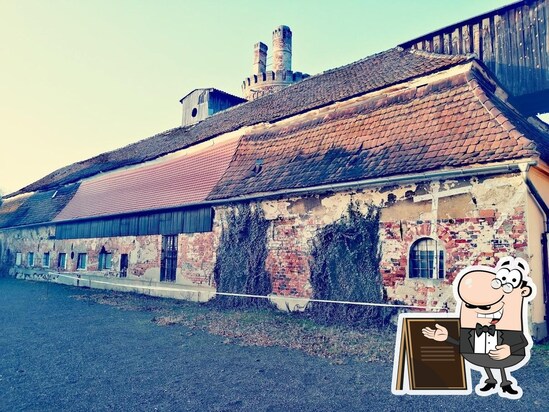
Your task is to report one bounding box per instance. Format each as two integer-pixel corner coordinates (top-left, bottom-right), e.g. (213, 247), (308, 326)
(0, 223), (220, 288)
(0, 173), (531, 314)
(1, 171), (544, 338)
(259, 173), (529, 313)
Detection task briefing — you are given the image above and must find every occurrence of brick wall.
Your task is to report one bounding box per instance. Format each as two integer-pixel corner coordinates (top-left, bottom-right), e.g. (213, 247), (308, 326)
(380, 207), (527, 310)
(0, 226), (218, 287)
(265, 216), (315, 297)
(179, 231), (218, 286)
(258, 173), (529, 311)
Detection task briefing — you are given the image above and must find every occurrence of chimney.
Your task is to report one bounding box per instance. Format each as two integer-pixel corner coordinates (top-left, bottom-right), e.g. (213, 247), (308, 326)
(272, 25), (292, 72)
(253, 42), (268, 74)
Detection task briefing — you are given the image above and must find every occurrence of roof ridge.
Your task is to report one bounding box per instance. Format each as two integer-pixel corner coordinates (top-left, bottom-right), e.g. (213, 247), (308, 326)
(317, 47), (404, 76)
(409, 48), (474, 61)
(11, 47), (476, 196)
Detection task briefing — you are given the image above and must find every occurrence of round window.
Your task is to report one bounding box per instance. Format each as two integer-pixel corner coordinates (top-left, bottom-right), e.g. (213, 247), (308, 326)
(191, 108), (198, 117)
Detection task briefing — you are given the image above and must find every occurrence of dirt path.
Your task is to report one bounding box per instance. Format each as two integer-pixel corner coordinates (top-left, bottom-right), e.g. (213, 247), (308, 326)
(0, 278), (547, 411)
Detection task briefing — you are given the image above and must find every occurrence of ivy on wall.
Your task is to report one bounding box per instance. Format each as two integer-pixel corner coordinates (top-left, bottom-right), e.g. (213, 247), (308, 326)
(308, 202), (392, 327)
(212, 203), (271, 308)
(0, 240), (12, 277)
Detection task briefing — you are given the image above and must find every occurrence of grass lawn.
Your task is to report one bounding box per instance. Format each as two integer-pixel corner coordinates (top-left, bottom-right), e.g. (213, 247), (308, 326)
(72, 290), (397, 364)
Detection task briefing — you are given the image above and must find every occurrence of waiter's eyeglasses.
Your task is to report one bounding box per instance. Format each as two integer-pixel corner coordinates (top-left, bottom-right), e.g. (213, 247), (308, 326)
(491, 268), (522, 293)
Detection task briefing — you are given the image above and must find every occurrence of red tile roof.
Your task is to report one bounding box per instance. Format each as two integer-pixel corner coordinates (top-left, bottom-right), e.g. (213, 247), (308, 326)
(207, 68), (544, 200)
(55, 138), (239, 220)
(9, 48), (470, 198)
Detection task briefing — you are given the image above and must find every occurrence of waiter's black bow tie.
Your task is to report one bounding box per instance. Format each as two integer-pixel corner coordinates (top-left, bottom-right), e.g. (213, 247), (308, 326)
(476, 323), (496, 337)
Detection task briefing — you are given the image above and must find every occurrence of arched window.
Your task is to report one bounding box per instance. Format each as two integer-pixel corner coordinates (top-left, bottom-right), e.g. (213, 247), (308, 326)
(409, 238), (444, 279)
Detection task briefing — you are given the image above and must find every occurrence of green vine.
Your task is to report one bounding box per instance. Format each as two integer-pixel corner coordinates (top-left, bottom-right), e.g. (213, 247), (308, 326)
(0, 240), (9, 276)
(308, 202), (392, 327)
(212, 203), (271, 308)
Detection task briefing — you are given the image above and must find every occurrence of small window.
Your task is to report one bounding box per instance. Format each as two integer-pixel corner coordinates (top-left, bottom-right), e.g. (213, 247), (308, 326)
(409, 238), (444, 279)
(77, 253), (87, 270)
(253, 159), (264, 174)
(43, 252), (50, 268)
(27, 252), (35, 267)
(191, 107), (198, 117)
(15, 252), (22, 266)
(98, 251), (112, 270)
(58, 253), (67, 269)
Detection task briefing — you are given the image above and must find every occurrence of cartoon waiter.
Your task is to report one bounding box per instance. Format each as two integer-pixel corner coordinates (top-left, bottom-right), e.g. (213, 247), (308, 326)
(422, 256), (536, 399)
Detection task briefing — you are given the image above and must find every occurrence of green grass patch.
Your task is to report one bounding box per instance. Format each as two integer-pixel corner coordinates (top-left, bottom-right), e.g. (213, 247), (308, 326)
(72, 289), (396, 363)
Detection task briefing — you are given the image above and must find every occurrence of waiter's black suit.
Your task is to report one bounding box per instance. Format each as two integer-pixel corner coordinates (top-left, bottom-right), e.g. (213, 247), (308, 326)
(447, 327), (527, 388)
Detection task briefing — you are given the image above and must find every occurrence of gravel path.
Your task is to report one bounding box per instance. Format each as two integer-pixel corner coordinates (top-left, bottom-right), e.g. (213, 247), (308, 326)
(0, 277), (547, 411)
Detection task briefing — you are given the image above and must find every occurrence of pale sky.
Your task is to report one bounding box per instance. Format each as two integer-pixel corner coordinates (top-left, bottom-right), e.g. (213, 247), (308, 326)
(0, 0), (539, 195)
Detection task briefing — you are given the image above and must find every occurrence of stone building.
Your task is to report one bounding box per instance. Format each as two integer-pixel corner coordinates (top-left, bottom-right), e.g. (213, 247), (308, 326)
(1, 13), (549, 340)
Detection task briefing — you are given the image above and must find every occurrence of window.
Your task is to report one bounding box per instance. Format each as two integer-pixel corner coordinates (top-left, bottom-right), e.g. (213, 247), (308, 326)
(98, 250), (112, 270)
(15, 252), (22, 266)
(43, 252), (50, 268)
(77, 253), (87, 270)
(27, 252), (34, 267)
(409, 238), (444, 279)
(58, 253), (67, 269)
(160, 235), (178, 282)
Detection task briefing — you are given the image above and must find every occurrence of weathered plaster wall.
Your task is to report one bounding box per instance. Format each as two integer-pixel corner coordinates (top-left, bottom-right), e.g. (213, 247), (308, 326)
(0, 226), (160, 277)
(0, 225), (56, 271)
(259, 174), (532, 314)
(178, 230), (219, 286)
(0, 224), (219, 288)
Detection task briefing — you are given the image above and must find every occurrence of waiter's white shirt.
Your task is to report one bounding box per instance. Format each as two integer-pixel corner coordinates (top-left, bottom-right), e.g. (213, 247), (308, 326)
(474, 330), (498, 353)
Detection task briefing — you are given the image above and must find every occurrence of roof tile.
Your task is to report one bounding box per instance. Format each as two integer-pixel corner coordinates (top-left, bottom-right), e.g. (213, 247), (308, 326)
(208, 70), (546, 200)
(8, 48), (470, 197)
(55, 138), (240, 221)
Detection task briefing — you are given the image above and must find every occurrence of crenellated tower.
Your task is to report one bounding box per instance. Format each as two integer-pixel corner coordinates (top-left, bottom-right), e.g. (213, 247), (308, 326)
(272, 25), (292, 72)
(242, 25), (308, 101)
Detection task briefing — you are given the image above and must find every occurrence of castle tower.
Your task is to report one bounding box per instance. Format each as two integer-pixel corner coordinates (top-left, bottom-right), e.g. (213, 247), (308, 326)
(272, 25), (292, 72)
(242, 25), (308, 101)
